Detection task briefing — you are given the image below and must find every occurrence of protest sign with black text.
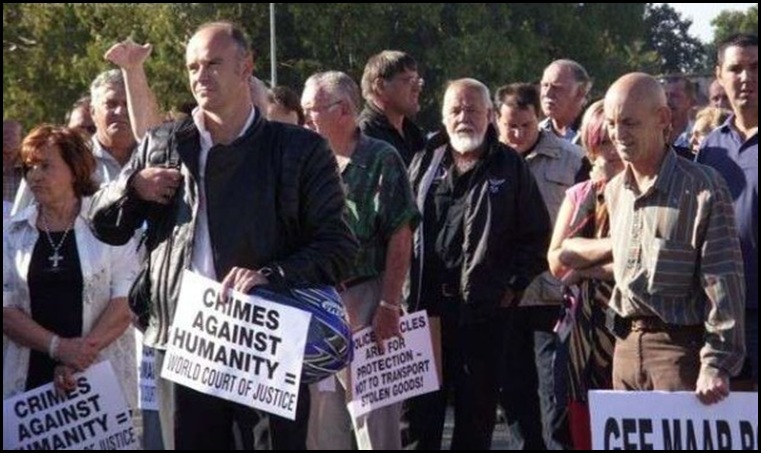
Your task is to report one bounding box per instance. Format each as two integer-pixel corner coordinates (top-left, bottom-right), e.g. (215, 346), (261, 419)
(160, 271), (311, 420)
(590, 391), (758, 450)
(3, 361), (138, 450)
(347, 311), (439, 418)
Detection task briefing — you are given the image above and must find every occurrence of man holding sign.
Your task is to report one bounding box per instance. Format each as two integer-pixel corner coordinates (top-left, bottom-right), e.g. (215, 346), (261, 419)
(604, 73), (746, 404)
(300, 71), (419, 450)
(89, 22), (357, 450)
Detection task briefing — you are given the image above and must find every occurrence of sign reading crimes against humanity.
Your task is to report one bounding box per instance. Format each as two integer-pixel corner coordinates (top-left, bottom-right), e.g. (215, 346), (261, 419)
(590, 391), (758, 450)
(347, 311), (439, 418)
(161, 271), (311, 420)
(3, 361), (138, 450)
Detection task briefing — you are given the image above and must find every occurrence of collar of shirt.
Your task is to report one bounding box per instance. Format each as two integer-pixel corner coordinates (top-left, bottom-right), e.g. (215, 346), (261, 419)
(363, 102), (390, 127)
(91, 137), (122, 167)
(539, 117), (579, 142)
(526, 130), (564, 160)
(622, 148), (678, 198)
(192, 105), (257, 154)
(340, 130), (372, 174)
(718, 114), (759, 144)
(12, 197), (91, 231)
(673, 120), (695, 148)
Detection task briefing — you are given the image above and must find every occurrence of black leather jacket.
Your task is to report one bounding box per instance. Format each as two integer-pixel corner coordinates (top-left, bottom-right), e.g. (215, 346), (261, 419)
(88, 113), (358, 347)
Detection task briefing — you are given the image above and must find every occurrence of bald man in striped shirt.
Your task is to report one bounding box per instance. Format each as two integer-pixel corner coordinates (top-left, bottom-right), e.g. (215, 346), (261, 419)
(603, 73), (745, 405)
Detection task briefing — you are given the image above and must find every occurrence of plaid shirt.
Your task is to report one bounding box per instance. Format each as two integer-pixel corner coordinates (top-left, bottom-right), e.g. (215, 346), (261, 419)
(606, 149), (746, 376)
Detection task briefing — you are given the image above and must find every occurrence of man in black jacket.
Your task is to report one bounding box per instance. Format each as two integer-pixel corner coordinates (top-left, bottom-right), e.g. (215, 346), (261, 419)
(405, 79), (550, 449)
(358, 50), (427, 167)
(88, 22), (357, 450)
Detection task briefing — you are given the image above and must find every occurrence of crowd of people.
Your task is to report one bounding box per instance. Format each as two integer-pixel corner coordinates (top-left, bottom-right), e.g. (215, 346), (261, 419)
(3, 21), (757, 450)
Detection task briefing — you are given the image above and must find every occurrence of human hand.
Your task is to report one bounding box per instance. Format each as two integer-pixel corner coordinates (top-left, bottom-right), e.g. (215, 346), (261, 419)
(53, 364), (77, 395)
(372, 302), (402, 354)
(56, 337), (99, 371)
(131, 167), (182, 204)
(105, 38), (153, 70)
(695, 368), (730, 405)
(220, 267), (269, 300)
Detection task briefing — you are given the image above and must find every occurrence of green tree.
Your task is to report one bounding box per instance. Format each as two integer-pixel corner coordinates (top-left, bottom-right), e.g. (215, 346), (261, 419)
(711, 6), (758, 44)
(4, 3), (656, 131)
(643, 3), (706, 74)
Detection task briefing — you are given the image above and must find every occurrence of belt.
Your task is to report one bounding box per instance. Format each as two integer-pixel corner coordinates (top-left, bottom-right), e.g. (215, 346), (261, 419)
(607, 313), (703, 337)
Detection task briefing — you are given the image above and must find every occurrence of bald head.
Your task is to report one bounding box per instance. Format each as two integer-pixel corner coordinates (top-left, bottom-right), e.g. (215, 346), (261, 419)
(186, 21), (254, 117)
(606, 73), (667, 112)
(604, 73), (671, 168)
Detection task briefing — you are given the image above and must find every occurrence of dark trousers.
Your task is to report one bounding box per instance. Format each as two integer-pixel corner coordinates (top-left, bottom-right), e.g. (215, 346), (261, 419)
(500, 307), (572, 450)
(174, 383), (310, 450)
(613, 326), (703, 391)
(405, 314), (502, 450)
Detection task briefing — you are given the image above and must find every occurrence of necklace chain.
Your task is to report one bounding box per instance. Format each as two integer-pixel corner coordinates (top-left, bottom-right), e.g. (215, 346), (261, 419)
(40, 211), (76, 268)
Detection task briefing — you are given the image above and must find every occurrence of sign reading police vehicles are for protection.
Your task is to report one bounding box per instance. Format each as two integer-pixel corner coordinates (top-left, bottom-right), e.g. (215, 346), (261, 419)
(161, 271), (311, 420)
(347, 311), (439, 419)
(590, 391), (758, 450)
(3, 361), (138, 450)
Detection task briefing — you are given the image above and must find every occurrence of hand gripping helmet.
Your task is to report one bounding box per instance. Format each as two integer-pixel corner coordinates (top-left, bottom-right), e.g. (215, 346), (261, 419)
(251, 285), (353, 384)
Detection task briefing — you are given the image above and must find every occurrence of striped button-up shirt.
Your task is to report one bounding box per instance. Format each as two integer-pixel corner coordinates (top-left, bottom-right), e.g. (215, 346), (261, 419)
(606, 149), (746, 375)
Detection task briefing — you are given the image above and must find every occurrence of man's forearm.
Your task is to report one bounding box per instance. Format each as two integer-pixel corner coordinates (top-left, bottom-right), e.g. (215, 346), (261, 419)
(381, 225), (413, 305)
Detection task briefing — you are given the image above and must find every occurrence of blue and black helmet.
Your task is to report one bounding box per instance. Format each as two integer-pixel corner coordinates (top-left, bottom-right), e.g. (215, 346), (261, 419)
(251, 285), (353, 384)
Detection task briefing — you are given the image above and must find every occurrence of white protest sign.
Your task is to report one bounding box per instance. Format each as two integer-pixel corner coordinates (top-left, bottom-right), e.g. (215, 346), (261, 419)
(347, 311), (439, 418)
(590, 390), (758, 450)
(161, 271), (311, 420)
(3, 361), (139, 450)
(138, 346), (158, 411)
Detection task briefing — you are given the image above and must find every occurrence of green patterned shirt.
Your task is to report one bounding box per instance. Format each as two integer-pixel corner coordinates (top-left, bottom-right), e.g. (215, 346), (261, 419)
(341, 134), (420, 280)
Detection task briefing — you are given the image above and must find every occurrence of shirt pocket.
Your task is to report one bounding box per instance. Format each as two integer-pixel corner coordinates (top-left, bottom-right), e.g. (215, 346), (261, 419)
(543, 166), (576, 217)
(646, 238), (698, 297)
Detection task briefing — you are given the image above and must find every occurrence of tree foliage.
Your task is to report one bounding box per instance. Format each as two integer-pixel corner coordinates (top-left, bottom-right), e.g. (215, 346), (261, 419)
(643, 3), (706, 74)
(712, 6), (758, 44)
(5, 3), (662, 130)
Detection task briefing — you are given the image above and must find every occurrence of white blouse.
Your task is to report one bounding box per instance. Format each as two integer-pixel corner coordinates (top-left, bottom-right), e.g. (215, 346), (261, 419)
(3, 198), (139, 408)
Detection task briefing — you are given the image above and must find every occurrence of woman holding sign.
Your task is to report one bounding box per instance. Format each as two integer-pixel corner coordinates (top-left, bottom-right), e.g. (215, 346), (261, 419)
(2, 125), (138, 408)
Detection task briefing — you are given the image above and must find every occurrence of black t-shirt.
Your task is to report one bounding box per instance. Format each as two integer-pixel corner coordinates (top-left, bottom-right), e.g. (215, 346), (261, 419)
(25, 230), (83, 391)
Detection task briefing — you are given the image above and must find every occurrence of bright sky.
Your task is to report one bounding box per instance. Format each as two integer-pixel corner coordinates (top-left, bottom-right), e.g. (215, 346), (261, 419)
(663, 3), (756, 42)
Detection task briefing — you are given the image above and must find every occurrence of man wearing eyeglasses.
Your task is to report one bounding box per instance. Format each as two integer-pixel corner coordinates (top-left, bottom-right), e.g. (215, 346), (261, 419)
(301, 70), (419, 450)
(359, 50), (427, 167)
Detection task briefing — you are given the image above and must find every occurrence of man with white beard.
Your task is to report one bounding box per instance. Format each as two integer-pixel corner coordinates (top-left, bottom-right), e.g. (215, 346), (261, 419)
(405, 79), (551, 449)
